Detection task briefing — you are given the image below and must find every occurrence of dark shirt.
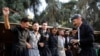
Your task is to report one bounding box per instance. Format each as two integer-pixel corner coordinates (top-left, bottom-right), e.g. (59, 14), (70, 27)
(65, 37), (72, 49)
(39, 30), (49, 46)
(48, 34), (58, 48)
(38, 29), (50, 49)
(10, 25), (30, 47)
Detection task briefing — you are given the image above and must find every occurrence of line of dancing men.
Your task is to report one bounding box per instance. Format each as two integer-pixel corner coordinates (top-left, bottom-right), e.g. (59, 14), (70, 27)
(2, 7), (96, 56)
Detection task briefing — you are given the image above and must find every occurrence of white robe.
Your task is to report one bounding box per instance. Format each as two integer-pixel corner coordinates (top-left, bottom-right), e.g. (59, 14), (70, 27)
(58, 36), (66, 56)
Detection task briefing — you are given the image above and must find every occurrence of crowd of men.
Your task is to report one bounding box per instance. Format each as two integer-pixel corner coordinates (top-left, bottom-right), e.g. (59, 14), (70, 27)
(2, 7), (96, 56)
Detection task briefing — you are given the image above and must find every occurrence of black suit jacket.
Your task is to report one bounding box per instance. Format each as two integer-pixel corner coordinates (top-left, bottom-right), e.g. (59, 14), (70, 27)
(65, 37), (72, 49)
(48, 34), (58, 49)
(76, 23), (94, 48)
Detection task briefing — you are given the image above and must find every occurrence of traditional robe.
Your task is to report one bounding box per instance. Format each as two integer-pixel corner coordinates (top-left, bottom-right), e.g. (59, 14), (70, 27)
(58, 36), (66, 56)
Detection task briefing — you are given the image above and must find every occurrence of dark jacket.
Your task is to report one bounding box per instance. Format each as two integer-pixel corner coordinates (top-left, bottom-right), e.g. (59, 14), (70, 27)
(75, 23), (94, 48)
(48, 34), (58, 49)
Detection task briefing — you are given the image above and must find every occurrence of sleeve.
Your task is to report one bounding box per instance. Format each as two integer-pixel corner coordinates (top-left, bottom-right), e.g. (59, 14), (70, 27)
(48, 35), (51, 48)
(27, 31), (31, 42)
(10, 26), (18, 33)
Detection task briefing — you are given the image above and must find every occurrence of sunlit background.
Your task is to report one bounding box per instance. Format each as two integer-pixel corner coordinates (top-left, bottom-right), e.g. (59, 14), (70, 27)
(26, 0), (71, 19)
(0, 0), (100, 30)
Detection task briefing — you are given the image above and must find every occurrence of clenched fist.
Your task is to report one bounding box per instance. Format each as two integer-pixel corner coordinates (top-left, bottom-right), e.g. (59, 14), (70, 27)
(2, 7), (10, 16)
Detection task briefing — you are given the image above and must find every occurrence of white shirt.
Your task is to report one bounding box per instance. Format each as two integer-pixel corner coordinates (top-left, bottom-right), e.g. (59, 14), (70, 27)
(29, 31), (41, 49)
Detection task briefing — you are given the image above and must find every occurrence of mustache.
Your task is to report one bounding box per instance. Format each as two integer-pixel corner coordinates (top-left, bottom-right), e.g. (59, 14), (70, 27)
(33, 29), (39, 31)
(73, 24), (77, 27)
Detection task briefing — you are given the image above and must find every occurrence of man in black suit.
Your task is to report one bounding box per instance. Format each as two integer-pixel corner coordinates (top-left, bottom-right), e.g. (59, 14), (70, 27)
(70, 14), (96, 56)
(64, 31), (73, 56)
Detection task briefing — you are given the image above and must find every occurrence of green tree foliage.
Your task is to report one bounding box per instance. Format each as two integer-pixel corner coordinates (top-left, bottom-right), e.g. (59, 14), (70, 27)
(0, 0), (77, 27)
(0, 0), (100, 31)
(0, 0), (39, 23)
(36, 0), (77, 27)
(77, 0), (100, 30)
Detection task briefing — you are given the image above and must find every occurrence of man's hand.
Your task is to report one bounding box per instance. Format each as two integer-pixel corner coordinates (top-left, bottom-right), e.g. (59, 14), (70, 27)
(39, 42), (44, 47)
(71, 39), (79, 44)
(64, 48), (67, 51)
(2, 7), (10, 16)
(26, 42), (32, 49)
(68, 46), (71, 49)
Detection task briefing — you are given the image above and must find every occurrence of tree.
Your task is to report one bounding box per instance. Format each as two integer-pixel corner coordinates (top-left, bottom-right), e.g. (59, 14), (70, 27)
(0, 0), (40, 23)
(36, 0), (77, 27)
(76, 0), (100, 30)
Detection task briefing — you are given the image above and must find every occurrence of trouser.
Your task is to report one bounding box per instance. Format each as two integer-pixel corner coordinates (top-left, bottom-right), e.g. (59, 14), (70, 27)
(79, 47), (96, 56)
(65, 50), (73, 56)
(50, 48), (58, 56)
(12, 45), (28, 56)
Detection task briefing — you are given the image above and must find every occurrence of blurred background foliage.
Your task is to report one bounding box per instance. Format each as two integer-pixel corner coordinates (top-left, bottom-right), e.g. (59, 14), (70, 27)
(0, 0), (100, 30)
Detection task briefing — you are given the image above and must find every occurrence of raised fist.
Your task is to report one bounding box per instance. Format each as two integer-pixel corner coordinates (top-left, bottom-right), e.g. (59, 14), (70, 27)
(2, 7), (10, 16)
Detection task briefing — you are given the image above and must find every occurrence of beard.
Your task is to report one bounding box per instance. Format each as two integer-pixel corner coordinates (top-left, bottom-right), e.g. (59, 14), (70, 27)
(34, 29), (38, 32)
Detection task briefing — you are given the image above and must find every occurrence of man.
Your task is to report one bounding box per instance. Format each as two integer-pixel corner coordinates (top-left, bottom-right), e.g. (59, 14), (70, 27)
(70, 28), (79, 56)
(2, 7), (31, 56)
(64, 31), (73, 56)
(57, 29), (66, 56)
(71, 14), (96, 56)
(38, 21), (51, 56)
(28, 21), (41, 56)
(39, 21), (49, 48)
(48, 27), (58, 56)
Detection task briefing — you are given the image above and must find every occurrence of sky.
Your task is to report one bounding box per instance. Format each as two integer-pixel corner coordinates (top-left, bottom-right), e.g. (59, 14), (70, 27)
(59, 0), (70, 3)
(36, 0), (48, 15)
(37, 0), (70, 14)
(27, 0), (70, 19)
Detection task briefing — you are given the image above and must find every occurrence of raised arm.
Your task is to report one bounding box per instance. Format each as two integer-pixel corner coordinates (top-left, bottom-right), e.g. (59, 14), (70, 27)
(2, 7), (10, 29)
